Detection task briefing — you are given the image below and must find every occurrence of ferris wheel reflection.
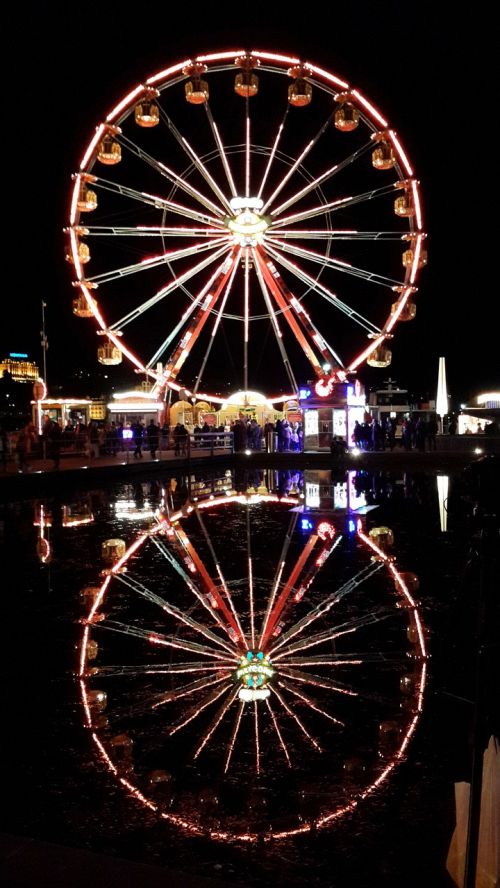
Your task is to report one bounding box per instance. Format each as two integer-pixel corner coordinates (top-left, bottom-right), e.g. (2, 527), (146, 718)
(77, 470), (428, 841)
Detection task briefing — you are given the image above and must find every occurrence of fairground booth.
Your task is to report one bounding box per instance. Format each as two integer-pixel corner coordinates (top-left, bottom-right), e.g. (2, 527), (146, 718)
(299, 380), (367, 450)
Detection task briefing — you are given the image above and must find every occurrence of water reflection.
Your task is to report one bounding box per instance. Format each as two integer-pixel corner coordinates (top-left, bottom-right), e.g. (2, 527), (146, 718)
(75, 469), (428, 842)
(436, 475), (449, 533)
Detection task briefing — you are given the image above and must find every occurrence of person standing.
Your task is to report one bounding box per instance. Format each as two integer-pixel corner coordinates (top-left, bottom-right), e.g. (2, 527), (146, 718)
(147, 419), (159, 460)
(132, 420), (144, 458)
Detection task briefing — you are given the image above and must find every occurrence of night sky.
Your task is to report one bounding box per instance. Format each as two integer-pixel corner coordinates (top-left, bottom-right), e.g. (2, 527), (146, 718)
(6, 1), (495, 405)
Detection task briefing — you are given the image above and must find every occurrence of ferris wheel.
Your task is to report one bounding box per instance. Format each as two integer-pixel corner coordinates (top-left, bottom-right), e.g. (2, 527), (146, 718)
(68, 50), (426, 403)
(79, 487), (427, 841)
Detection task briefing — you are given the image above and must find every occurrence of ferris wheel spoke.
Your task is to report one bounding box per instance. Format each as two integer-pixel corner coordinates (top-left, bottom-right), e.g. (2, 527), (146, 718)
(264, 243), (382, 335)
(270, 686), (322, 752)
(260, 532), (319, 649)
(268, 237), (405, 289)
(152, 673), (231, 710)
(117, 133), (226, 217)
(261, 112), (333, 214)
(270, 138), (374, 218)
(265, 533), (341, 641)
(204, 104), (238, 197)
(272, 608), (394, 662)
(114, 571), (235, 655)
(253, 250), (325, 376)
(159, 109), (233, 214)
(163, 247), (240, 382)
(93, 662), (232, 677)
(272, 182), (399, 227)
(193, 687), (240, 760)
(265, 699), (292, 767)
(254, 700), (261, 775)
(282, 652), (409, 668)
(252, 252), (299, 394)
(92, 619), (233, 661)
(257, 107), (289, 199)
(255, 247), (344, 372)
(107, 243), (229, 336)
(268, 229), (408, 241)
(152, 531), (238, 642)
(193, 507), (247, 647)
(142, 247), (234, 367)
(224, 701), (245, 773)
(193, 251), (241, 397)
(85, 237), (229, 286)
(245, 101), (251, 198)
(277, 679), (345, 727)
(258, 512), (298, 648)
(83, 225), (226, 238)
(278, 666), (359, 698)
(170, 517), (246, 645)
(168, 682), (233, 736)
(246, 508), (256, 649)
(94, 176), (225, 227)
(268, 560), (384, 658)
(243, 251), (250, 393)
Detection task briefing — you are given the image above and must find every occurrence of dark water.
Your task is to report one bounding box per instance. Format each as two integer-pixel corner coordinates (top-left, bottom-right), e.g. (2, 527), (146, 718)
(2, 465), (491, 886)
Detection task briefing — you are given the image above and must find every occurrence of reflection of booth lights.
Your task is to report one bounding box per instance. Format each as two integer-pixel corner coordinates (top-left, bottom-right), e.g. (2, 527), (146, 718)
(436, 475), (449, 533)
(62, 505), (94, 527)
(317, 521), (335, 541)
(114, 499), (156, 520)
(305, 482), (320, 508)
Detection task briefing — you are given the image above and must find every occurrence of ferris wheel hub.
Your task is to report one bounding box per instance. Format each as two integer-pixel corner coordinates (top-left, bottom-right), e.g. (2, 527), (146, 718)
(236, 650), (274, 702)
(226, 197), (270, 246)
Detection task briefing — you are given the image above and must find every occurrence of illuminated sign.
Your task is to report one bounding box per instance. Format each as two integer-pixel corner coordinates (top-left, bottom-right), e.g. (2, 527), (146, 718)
(305, 482), (320, 508)
(304, 410), (319, 435)
(299, 388), (312, 400)
(9, 352), (28, 358)
(300, 518), (314, 531)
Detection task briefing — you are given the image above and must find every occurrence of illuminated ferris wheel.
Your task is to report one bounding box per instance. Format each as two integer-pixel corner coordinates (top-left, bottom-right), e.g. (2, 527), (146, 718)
(67, 49), (426, 403)
(79, 489), (427, 841)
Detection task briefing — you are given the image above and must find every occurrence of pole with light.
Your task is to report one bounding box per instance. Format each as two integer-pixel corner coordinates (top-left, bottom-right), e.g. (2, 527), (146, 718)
(436, 356), (448, 435)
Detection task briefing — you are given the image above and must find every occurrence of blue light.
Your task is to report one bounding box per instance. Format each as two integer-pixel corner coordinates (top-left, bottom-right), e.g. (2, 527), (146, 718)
(301, 518), (314, 531)
(247, 651), (253, 660)
(299, 388), (311, 400)
(9, 352), (28, 358)
(257, 651), (264, 660)
(348, 519), (356, 533)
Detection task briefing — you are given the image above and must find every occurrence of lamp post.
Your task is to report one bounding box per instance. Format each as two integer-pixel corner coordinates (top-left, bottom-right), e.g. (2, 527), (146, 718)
(40, 300), (48, 391)
(40, 300), (49, 457)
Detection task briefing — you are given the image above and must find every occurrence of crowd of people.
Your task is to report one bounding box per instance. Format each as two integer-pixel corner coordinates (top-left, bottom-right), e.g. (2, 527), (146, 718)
(351, 415), (439, 452)
(5, 408), (496, 474)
